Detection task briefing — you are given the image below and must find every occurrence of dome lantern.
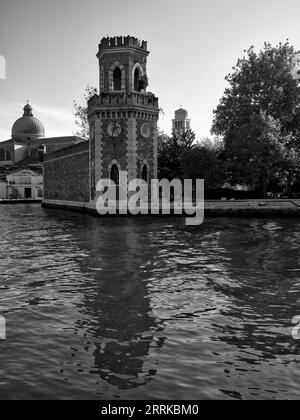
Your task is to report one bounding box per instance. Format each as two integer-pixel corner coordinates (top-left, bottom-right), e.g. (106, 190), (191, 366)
(23, 102), (33, 117)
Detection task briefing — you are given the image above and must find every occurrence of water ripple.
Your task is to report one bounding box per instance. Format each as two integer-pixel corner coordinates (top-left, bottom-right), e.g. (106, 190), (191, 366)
(0, 205), (299, 399)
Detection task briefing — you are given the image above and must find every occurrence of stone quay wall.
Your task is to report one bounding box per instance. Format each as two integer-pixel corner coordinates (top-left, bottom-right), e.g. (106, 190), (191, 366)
(42, 198), (300, 217)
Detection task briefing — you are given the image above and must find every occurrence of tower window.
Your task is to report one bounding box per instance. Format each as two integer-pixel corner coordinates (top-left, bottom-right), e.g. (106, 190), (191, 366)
(113, 67), (122, 91)
(134, 68), (140, 91)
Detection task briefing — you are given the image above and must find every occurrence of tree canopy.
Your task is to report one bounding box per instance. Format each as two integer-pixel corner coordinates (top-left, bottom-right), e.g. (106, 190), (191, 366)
(212, 42), (300, 194)
(222, 112), (292, 190)
(158, 129), (196, 180)
(158, 130), (226, 189)
(212, 42), (300, 137)
(182, 140), (225, 189)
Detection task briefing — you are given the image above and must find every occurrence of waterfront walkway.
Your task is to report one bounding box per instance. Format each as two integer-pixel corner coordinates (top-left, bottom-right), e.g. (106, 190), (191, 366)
(0, 199), (42, 204)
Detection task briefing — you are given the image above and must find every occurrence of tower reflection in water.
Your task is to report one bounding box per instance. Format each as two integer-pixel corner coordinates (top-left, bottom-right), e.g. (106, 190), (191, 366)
(70, 217), (165, 390)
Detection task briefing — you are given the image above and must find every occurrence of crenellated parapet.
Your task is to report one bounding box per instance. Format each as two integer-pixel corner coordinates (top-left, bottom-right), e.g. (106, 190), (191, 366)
(98, 36), (148, 56)
(88, 92), (159, 114)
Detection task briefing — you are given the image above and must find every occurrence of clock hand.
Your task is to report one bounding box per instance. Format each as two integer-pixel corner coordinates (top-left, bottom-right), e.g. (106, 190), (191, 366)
(111, 123), (116, 137)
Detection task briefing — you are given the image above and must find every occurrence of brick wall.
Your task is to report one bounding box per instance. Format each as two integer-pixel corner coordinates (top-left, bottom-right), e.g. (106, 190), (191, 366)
(44, 142), (90, 202)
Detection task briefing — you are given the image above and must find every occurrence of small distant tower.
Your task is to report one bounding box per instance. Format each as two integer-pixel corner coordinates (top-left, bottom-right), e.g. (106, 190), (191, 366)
(172, 107), (191, 136)
(292, 52), (300, 83)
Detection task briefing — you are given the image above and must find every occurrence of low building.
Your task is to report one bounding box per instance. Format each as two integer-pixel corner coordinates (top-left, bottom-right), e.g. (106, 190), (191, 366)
(0, 102), (86, 198)
(0, 102), (85, 166)
(6, 169), (43, 200)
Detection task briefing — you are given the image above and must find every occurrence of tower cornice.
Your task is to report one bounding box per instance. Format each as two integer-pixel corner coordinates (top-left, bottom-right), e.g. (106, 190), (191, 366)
(88, 92), (159, 118)
(97, 36), (149, 59)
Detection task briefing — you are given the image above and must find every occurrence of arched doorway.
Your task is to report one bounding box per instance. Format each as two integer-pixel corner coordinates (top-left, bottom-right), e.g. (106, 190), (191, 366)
(141, 164), (148, 183)
(110, 164), (120, 202)
(110, 164), (119, 186)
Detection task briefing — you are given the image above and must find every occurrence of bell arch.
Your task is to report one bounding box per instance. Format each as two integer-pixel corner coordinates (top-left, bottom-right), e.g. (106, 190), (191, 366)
(109, 62), (126, 91)
(140, 160), (150, 183)
(132, 63), (144, 92)
(108, 159), (121, 185)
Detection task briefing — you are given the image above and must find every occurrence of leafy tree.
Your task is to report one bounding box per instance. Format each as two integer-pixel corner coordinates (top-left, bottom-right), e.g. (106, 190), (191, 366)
(157, 128), (169, 150)
(73, 85), (98, 138)
(212, 42), (300, 137)
(182, 142), (225, 189)
(223, 112), (291, 196)
(158, 129), (196, 180)
(212, 42), (300, 194)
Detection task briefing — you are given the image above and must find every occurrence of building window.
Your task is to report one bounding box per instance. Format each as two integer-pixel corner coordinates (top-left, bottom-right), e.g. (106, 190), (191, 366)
(0, 148), (12, 161)
(6, 149), (12, 160)
(113, 67), (122, 91)
(31, 148), (39, 157)
(134, 68), (140, 91)
(14, 176), (32, 185)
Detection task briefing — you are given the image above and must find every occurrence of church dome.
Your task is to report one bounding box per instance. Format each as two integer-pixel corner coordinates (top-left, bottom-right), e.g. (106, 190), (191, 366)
(12, 103), (45, 141)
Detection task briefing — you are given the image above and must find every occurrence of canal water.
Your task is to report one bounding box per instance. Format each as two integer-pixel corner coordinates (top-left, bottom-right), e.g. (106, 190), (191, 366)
(0, 204), (299, 400)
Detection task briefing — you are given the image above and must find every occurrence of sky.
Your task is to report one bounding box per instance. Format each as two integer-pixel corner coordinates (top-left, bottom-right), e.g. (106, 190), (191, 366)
(0, 0), (299, 141)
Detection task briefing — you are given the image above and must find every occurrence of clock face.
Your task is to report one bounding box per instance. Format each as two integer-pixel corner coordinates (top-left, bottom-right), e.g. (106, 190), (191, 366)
(107, 122), (122, 137)
(141, 123), (151, 138)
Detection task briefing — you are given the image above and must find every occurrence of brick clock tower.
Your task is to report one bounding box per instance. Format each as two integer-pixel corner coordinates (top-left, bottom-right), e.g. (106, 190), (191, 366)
(88, 36), (159, 202)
